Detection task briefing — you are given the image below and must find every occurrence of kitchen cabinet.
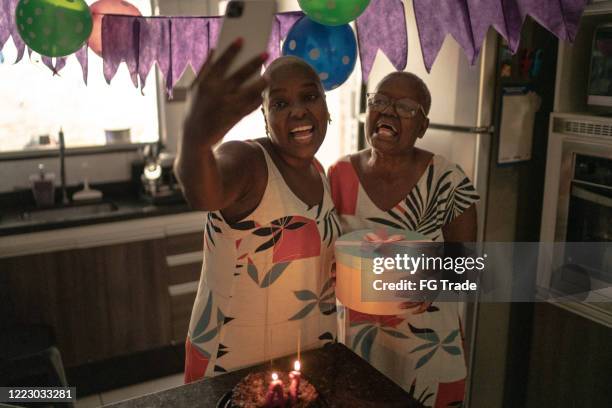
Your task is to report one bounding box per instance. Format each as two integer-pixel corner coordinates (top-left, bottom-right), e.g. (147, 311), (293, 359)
(165, 232), (203, 344)
(0, 231), (203, 367)
(526, 302), (612, 407)
(0, 212), (207, 368)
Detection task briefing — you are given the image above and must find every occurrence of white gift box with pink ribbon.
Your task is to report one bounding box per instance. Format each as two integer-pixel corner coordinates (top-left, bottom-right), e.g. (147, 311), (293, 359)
(334, 227), (431, 315)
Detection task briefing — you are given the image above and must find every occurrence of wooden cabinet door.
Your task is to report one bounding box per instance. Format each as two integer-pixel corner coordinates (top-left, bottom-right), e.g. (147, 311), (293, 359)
(0, 251), (63, 332)
(0, 250), (111, 366)
(52, 248), (113, 366)
(102, 239), (172, 356)
(0, 238), (172, 367)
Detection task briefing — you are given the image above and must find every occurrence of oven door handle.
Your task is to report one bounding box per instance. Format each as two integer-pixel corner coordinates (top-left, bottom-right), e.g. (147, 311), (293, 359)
(571, 184), (612, 208)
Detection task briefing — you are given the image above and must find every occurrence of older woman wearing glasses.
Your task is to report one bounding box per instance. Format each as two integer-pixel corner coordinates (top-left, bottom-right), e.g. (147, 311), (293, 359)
(329, 72), (479, 406)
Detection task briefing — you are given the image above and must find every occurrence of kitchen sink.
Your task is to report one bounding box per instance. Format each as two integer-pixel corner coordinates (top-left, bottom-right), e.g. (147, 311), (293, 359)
(21, 202), (119, 222)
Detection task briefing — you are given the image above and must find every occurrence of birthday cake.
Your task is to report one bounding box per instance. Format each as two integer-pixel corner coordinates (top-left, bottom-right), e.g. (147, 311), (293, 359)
(230, 371), (319, 408)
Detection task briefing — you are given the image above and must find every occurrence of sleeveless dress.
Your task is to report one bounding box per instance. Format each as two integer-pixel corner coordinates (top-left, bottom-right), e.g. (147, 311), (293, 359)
(184, 141), (340, 382)
(328, 154), (479, 408)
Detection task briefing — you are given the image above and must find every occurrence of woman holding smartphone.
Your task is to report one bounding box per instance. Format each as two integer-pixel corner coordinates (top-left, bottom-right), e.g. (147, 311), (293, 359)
(175, 42), (339, 382)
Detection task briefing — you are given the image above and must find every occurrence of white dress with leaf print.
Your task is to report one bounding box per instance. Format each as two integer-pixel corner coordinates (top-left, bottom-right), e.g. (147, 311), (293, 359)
(329, 154), (480, 408)
(184, 141), (340, 383)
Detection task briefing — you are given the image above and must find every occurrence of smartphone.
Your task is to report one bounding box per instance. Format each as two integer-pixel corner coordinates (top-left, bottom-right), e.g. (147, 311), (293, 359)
(215, 0), (277, 82)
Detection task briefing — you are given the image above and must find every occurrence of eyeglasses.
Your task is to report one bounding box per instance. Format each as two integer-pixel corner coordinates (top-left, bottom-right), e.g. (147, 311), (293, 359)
(366, 93), (427, 119)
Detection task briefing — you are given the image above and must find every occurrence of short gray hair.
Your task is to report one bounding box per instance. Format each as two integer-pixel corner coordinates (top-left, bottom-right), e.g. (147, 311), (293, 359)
(377, 71), (432, 115)
(261, 56), (324, 104)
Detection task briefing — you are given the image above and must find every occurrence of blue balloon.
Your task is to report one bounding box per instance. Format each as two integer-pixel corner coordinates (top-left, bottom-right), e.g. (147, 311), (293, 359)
(282, 17), (357, 91)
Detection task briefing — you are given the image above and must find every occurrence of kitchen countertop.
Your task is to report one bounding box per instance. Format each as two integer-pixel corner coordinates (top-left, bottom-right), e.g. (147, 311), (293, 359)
(0, 200), (206, 258)
(103, 343), (416, 408)
(0, 198), (192, 237)
(0, 180), (198, 237)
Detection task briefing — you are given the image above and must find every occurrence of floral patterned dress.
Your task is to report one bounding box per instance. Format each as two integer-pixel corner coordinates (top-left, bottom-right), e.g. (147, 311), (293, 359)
(328, 154), (479, 408)
(184, 141), (340, 383)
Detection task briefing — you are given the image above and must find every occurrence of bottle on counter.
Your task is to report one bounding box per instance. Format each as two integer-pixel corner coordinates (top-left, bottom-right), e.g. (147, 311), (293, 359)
(30, 163), (56, 207)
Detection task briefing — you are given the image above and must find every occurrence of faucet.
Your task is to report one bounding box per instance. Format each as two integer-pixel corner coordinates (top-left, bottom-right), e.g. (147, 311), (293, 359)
(59, 128), (69, 205)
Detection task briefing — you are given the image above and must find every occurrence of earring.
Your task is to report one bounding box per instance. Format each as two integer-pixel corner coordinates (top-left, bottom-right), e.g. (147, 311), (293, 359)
(328, 117), (332, 124)
(261, 107), (270, 137)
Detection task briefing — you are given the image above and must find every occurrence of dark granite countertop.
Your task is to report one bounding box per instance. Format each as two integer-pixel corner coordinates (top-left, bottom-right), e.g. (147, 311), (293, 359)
(0, 182), (195, 236)
(103, 343), (418, 408)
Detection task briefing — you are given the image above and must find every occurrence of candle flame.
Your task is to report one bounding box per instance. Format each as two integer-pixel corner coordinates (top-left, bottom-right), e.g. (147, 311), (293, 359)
(272, 372), (278, 381)
(294, 360), (301, 371)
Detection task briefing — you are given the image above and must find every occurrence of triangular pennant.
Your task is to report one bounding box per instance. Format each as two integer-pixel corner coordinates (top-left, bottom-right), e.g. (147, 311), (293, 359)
(170, 18), (209, 90)
(559, 0), (589, 42)
(517, 0), (587, 43)
(355, 0), (407, 82)
(0, 0), (11, 50)
(466, 0), (522, 54)
(2, 0), (26, 63)
(413, 0), (476, 72)
(75, 45), (88, 85)
(102, 15), (140, 87)
(267, 11), (303, 64)
(208, 16), (222, 53)
(138, 17), (171, 93)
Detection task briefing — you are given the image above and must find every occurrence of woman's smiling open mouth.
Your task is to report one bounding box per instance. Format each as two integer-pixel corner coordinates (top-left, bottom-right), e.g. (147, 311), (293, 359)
(374, 122), (398, 140)
(290, 124), (315, 143)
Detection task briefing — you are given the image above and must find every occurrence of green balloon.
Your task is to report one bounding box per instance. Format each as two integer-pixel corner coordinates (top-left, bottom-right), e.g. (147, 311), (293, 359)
(15, 0), (93, 57)
(298, 0), (371, 26)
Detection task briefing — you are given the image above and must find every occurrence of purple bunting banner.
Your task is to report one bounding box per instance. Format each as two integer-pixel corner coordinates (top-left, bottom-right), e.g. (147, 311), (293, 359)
(0, 0), (588, 89)
(100, 13), (307, 94)
(413, 0), (588, 72)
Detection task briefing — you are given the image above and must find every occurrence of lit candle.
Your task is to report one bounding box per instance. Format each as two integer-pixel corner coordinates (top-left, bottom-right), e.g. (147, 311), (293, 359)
(289, 360), (301, 404)
(265, 372), (285, 407)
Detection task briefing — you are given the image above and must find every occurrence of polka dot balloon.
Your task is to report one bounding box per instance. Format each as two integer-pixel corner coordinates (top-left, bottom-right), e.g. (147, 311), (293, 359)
(298, 0), (371, 26)
(15, 0), (93, 57)
(282, 16), (357, 91)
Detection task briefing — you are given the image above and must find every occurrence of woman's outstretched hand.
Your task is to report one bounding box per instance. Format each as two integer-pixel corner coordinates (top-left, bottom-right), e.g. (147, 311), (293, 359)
(175, 39), (269, 211)
(183, 38), (269, 148)
(399, 301), (432, 314)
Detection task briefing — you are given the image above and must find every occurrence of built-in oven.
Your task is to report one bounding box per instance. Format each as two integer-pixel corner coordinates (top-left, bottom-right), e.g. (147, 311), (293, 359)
(539, 113), (612, 327)
(556, 143), (612, 242)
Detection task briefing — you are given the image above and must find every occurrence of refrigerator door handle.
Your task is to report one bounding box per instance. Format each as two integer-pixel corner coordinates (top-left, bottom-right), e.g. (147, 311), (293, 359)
(429, 123), (495, 134)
